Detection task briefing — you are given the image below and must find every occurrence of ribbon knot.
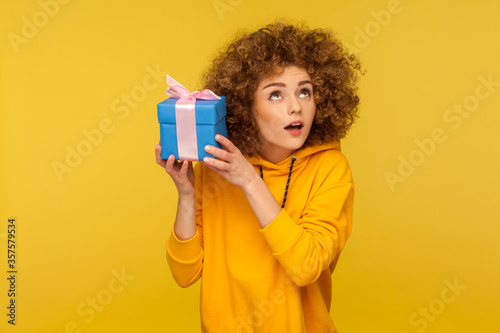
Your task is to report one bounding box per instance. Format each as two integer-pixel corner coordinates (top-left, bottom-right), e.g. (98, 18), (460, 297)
(166, 75), (220, 161)
(166, 75), (220, 102)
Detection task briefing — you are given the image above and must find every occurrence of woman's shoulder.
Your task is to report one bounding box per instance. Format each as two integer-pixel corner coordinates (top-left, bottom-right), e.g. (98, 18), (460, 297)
(306, 145), (352, 183)
(301, 142), (349, 166)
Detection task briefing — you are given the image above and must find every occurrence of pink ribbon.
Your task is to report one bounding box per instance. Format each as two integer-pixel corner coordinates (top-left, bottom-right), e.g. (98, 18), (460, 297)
(166, 75), (221, 160)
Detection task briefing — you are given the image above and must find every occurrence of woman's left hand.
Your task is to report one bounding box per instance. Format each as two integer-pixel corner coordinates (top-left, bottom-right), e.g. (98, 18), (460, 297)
(203, 135), (258, 190)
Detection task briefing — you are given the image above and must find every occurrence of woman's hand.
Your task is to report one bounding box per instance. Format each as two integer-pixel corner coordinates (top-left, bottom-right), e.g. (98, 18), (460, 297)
(203, 135), (259, 190)
(155, 143), (195, 198)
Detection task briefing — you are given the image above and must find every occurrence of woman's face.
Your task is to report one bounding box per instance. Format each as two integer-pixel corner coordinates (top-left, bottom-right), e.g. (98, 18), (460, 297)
(252, 65), (316, 163)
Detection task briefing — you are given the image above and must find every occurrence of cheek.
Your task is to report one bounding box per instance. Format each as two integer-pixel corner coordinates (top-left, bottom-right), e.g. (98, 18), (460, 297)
(258, 116), (283, 140)
(308, 105), (317, 124)
(256, 108), (284, 131)
(255, 112), (286, 141)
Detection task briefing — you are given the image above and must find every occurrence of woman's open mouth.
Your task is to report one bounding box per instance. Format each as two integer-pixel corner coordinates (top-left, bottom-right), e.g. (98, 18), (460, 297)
(284, 121), (304, 135)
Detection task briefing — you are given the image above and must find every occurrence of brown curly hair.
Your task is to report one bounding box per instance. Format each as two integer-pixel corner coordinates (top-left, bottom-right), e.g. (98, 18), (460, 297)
(202, 21), (362, 156)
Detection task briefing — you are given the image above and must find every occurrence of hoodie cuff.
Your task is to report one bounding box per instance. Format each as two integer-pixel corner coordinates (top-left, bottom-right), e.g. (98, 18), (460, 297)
(167, 228), (203, 263)
(260, 209), (302, 253)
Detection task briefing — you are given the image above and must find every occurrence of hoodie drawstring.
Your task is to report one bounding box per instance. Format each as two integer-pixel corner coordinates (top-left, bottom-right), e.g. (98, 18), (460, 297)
(258, 156), (297, 209)
(282, 157), (297, 208)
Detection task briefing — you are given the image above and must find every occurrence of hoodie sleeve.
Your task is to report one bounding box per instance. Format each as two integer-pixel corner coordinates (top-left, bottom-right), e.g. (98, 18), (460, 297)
(259, 154), (354, 287)
(166, 163), (204, 288)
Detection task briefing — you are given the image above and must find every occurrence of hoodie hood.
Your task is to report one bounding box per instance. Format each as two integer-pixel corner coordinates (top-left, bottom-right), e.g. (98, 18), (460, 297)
(246, 141), (341, 171)
(246, 141), (342, 208)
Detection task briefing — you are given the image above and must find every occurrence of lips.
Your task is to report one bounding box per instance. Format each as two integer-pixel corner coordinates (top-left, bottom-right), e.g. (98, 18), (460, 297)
(284, 120), (304, 135)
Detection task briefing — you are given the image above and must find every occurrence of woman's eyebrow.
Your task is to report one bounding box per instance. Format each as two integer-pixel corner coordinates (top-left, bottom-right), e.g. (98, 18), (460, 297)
(262, 80), (312, 90)
(262, 82), (286, 89)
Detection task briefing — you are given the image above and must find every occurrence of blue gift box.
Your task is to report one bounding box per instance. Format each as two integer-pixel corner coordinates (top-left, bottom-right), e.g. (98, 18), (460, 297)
(157, 97), (227, 161)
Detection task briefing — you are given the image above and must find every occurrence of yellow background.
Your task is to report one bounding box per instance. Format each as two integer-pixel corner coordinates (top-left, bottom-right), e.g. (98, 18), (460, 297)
(1, 0), (499, 332)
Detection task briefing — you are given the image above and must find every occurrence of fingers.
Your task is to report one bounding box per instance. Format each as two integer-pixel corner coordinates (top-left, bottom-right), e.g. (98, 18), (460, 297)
(179, 159), (190, 175)
(203, 162), (224, 176)
(203, 156), (229, 172)
(156, 142), (188, 176)
(204, 144), (230, 162)
(165, 154), (191, 179)
(202, 135), (243, 173)
(164, 155), (176, 174)
(215, 134), (240, 154)
(158, 135), (236, 178)
(204, 135), (241, 162)
(155, 144), (166, 168)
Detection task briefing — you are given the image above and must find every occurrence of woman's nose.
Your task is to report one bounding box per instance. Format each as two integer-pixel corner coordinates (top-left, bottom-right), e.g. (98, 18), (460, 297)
(287, 96), (302, 115)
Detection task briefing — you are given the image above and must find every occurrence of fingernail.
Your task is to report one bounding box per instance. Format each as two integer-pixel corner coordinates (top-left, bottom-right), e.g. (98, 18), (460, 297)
(215, 135), (220, 140)
(205, 145), (210, 151)
(203, 157), (209, 163)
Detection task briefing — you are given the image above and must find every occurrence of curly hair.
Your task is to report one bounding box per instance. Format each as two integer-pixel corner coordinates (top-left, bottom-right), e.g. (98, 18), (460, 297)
(202, 21), (362, 156)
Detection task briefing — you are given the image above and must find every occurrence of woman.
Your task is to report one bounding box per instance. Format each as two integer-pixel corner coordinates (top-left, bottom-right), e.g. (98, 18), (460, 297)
(155, 21), (362, 332)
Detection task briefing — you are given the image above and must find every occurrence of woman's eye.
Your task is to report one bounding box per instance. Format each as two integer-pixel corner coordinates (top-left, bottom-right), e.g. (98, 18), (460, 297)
(299, 89), (311, 98)
(269, 91), (282, 100)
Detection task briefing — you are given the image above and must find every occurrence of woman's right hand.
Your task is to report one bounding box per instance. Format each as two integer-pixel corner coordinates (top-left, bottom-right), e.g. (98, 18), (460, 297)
(155, 143), (195, 198)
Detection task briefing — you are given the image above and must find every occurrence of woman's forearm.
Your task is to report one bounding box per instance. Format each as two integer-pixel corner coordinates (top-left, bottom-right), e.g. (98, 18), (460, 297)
(173, 194), (197, 240)
(241, 173), (282, 229)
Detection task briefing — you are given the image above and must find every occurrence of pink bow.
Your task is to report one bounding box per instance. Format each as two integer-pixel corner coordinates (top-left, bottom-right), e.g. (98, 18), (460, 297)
(167, 75), (221, 101)
(166, 75), (220, 161)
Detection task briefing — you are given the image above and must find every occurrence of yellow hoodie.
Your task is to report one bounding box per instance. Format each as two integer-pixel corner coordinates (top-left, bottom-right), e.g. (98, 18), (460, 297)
(166, 142), (354, 333)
